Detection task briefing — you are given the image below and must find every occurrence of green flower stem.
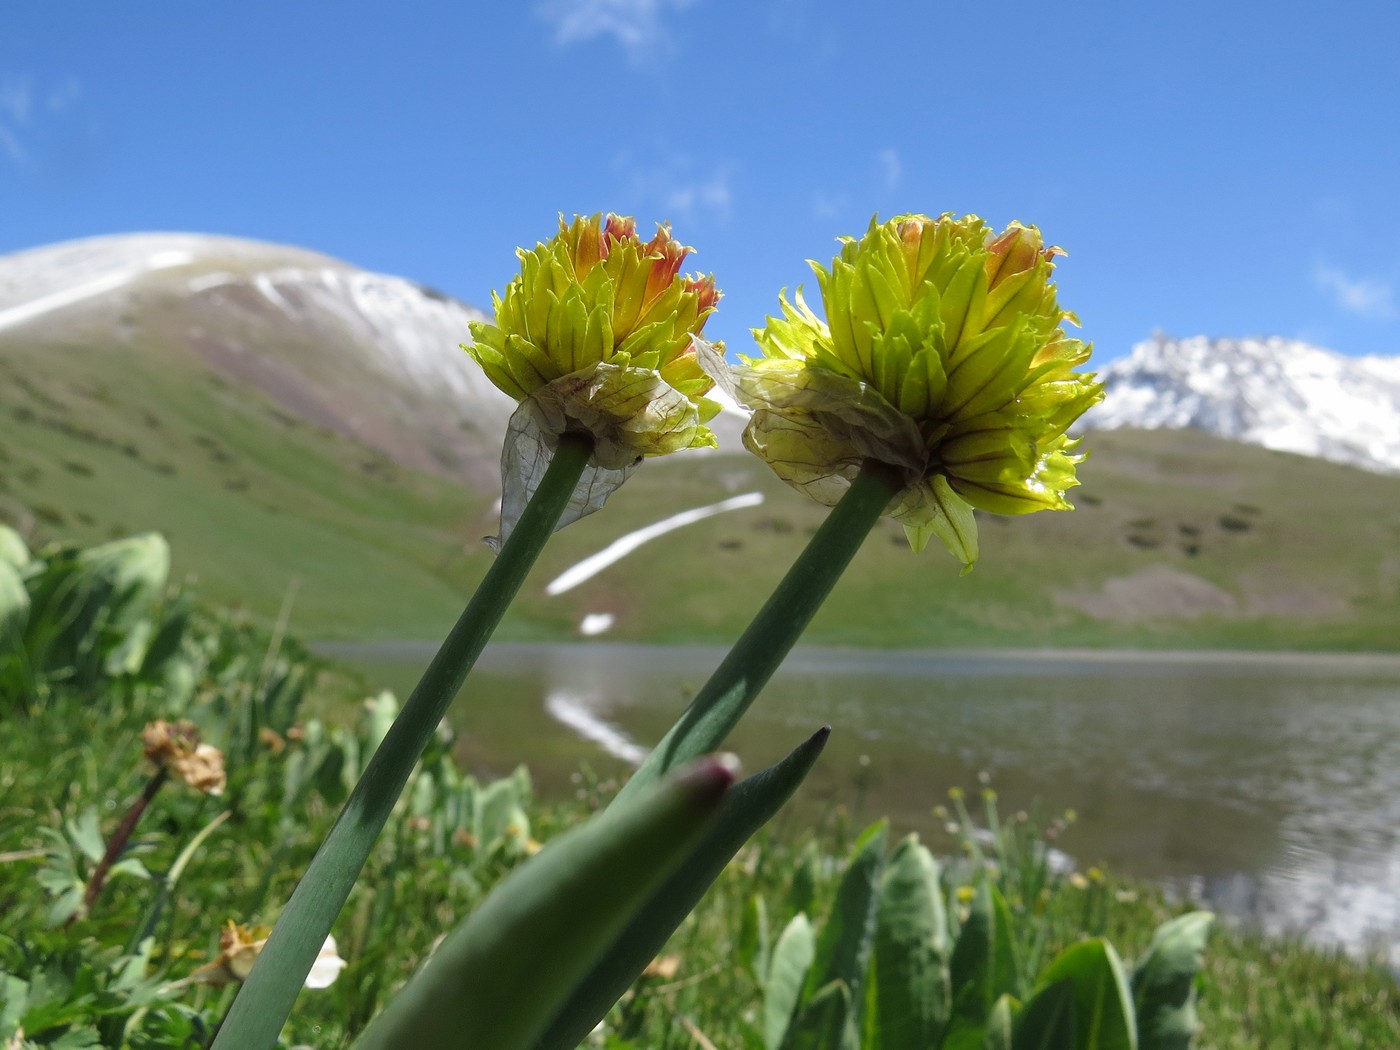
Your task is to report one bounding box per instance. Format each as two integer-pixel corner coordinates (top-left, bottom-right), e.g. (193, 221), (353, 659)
(618, 457), (904, 804)
(212, 430), (594, 1050)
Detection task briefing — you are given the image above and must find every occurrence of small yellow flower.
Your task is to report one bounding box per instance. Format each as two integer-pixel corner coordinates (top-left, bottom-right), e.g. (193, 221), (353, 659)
(739, 213), (1103, 568)
(466, 213), (723, 465)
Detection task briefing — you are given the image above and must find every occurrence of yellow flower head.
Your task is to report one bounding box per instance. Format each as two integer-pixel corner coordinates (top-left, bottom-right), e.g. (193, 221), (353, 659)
(465, 213), (723, 463)
(739, 213), (1103, 568)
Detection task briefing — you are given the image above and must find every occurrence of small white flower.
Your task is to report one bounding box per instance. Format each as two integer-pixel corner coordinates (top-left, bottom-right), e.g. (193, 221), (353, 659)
(304, 934), (348, 989)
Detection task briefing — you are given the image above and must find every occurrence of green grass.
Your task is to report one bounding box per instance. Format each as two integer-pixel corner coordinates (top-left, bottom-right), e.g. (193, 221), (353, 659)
(4, 592), (1398, 1049)
(0, 340), (495, 640)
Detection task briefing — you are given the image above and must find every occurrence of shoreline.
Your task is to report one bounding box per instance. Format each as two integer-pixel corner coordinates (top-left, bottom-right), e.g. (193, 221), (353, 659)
(313, 638), (1400, 673)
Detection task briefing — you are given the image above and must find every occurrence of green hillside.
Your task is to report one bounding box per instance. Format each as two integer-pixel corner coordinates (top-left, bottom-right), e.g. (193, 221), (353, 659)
(4, 331), (1399, 650)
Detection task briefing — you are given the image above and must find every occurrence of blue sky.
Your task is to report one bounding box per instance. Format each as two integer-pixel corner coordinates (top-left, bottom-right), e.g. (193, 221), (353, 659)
(2, 0), (1398, 364)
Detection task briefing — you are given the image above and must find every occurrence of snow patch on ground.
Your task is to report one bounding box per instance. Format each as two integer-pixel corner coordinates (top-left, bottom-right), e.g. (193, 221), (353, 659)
(545, 492), (764, 596)
(579, 613), (616, 636)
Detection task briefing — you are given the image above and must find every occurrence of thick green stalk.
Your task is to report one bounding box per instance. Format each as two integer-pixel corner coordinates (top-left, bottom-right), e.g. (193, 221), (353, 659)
(617, 457), (903, 804)
(212, 432), (594, 1050)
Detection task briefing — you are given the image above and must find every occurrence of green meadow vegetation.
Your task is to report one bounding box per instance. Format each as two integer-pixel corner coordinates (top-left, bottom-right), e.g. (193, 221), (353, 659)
(3, 528), (1398, 1048)
(3, 336), (1400, 652)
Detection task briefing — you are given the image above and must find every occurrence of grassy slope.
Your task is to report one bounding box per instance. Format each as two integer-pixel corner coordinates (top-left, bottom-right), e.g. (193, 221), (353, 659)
(528, 429), (1400, 651)
(4, 328), (1399, 649)
(0, 333), (497, 640)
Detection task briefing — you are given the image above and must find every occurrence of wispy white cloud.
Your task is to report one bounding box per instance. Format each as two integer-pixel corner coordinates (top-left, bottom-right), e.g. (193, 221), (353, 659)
(876, 148), (901, 191)
(660, 167), (733, 223)
(0, 76), (32, 166)
(811, 190), (844, 220)
(617, 151), (735, 225)
(0, 74), (86, 171)
(47, 78), (82, 115)
(537, 0), (698, 60)
(1314, 265), (1396, 320)
(0, 125), (26, 165)
(0, 78), (31, 124)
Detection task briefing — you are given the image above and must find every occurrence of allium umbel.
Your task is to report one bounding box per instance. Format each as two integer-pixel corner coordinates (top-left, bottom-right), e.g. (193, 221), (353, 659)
(465, 213), (722, 462)
(465, 214), (724, 542)
(738, 213), (1103, 568)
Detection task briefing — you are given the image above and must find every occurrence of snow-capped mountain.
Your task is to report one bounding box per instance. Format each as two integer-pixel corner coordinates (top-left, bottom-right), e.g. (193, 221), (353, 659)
(0, 232), (516, 482)
(1084, 334), (1400, 476)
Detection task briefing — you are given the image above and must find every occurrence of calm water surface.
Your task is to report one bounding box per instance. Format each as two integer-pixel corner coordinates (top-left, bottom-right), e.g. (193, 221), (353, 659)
(321, 641), (1400, 964)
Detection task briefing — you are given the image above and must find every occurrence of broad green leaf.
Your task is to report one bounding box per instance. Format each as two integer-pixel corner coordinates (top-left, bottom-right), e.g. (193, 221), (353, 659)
(804, 820), (888, 1042)
(109, 857), (152, 881)
(941, 1019), (989, 1050)
(1013, 980), (1076, 1050)
(784, 979), (854, 1050)
(741, 894), (773, 988)
(67, 809), (106, 865)
(1131, 912), (1213, 1050)
(0, 560), (28, 642)
(790, 838), (822, 914)
(0, 524), (28, 569)
(479, 771), (530, 849)
(984, 993), (1017, 1050)
(870, 834), (951, 1050)
(46, 886), (84, 928)
(1036, 938), (1136, 1050)
(950, 881), (1022, 1029)
(351, 756), (736, 1050)
(534, 726), (832, 1050)
(768, 915), (818, 1050)
(106, 615), (154, 676)
(23, 533), (168, 680)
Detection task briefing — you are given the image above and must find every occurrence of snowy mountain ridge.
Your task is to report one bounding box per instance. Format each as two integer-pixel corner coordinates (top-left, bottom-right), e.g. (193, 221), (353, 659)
(0, 232), (519, 482)
(1084, 334), (1400, 476)
(0, 231), (507, 404)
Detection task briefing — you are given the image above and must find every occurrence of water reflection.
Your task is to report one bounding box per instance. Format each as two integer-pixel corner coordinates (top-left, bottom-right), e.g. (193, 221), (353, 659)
(323, 641), (1400, 964)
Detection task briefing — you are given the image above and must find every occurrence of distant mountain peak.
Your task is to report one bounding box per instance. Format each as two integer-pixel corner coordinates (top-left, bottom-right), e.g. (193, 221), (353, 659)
(0, 231), (515, 484)
(1084, 334), (1400, 475)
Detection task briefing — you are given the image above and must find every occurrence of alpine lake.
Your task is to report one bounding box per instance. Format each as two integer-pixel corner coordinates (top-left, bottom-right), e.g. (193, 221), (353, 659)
(319, 640), (1400, 968)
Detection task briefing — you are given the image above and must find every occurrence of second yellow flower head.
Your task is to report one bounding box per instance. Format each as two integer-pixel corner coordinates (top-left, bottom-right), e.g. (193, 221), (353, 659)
(740, 212), (1104, 568)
